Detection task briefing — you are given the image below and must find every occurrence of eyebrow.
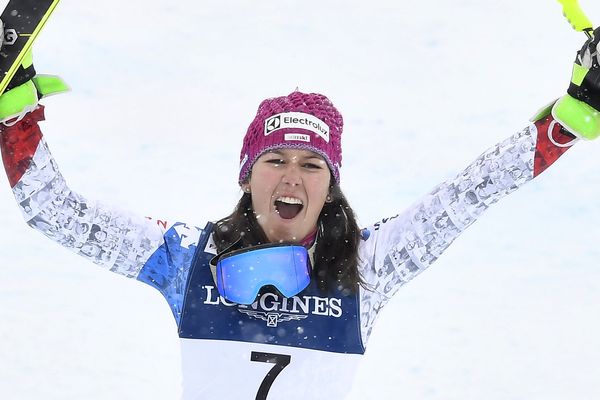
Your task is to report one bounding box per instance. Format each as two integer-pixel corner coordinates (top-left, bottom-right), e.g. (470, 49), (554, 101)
(267, 151), (324, 161)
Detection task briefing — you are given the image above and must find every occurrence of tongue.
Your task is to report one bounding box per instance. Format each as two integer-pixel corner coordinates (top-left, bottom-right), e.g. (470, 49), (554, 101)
(275, 202), (302, 219)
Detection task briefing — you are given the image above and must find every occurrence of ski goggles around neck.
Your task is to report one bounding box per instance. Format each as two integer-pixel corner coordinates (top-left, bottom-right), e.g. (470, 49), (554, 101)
(211, 243), (311, 305)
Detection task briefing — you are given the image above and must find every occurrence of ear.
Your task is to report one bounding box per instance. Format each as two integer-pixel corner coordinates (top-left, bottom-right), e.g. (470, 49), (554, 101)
(325, 184), (335, 203)
(241, 184), (251, 194)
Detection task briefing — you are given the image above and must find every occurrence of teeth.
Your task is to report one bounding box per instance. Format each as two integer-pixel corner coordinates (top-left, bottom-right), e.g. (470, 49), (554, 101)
(276, 196), (303, 205)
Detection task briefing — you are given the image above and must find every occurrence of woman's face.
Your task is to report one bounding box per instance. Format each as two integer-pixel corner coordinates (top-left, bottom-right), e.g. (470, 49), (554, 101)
(244, 148), (331, 243)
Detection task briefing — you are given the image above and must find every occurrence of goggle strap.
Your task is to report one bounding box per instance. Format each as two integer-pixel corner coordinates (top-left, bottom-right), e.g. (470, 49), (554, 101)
(209, 237), (243, 287)
(209, 237), (243, 267)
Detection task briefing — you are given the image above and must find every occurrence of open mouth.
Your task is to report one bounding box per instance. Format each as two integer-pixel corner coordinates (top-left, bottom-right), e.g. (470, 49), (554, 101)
(274, 197), (304, 220)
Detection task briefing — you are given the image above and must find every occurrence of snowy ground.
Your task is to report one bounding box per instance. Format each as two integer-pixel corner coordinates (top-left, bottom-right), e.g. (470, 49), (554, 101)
(1, 0), (600, 399)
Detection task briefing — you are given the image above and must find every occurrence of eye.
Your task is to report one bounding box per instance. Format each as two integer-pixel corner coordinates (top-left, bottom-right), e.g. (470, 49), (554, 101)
(302, 162), (323, 170)
(266, 158), (285, 166)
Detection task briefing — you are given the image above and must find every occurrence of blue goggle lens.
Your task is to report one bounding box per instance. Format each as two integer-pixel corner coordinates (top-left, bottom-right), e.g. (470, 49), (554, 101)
(215, 244), (310, 305)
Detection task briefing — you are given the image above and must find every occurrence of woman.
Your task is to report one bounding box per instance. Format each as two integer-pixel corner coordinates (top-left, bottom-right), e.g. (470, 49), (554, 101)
(1, 12), (600, 400)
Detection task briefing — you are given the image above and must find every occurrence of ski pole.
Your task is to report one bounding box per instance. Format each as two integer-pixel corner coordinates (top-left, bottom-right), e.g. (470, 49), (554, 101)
(557, 0), (594, 38)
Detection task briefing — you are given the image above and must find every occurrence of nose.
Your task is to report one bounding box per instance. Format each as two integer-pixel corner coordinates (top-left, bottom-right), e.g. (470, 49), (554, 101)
(281, 163), (302, 186)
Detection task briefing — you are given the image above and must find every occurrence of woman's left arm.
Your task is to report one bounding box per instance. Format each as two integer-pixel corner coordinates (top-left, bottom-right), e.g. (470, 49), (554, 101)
(359, 112), (571, 289)
(358, 28), (600, 306)
(357, 28), (600, 347)
(356, 113), (581, 344)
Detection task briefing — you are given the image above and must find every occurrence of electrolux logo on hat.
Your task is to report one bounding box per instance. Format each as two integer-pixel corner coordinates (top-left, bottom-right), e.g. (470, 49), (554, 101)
(264, 112), (330, 143)
(265, 115), (282, 132)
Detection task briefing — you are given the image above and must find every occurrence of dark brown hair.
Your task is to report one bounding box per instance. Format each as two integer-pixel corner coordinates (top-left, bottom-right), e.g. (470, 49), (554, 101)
(213, 184), (363, 295)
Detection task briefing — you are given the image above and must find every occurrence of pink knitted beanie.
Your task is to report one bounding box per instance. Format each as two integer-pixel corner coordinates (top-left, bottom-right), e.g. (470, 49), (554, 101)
(238, 91), (343, 184)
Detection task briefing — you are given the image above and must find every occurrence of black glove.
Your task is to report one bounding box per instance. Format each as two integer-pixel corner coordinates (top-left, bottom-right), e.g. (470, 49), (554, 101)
(567, 27), (600, 111)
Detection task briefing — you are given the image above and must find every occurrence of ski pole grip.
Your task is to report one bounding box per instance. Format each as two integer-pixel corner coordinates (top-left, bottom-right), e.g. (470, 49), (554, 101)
(558, 0), (594, 32)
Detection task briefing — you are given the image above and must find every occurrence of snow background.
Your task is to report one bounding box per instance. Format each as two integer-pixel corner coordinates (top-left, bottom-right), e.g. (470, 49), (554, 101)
(1, 0), (600, 398)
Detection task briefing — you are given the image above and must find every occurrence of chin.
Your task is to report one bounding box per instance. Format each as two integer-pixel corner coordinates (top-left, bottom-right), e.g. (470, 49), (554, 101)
(266, 229), (304, 244)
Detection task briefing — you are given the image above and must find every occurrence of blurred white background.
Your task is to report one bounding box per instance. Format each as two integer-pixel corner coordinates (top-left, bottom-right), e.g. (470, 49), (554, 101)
(1, 0), (600, 398)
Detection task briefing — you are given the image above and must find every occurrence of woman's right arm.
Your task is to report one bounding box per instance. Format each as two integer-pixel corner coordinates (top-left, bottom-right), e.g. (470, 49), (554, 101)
(1, 101), (209, 325)
(1, 96), (210, 325)
(1, 105), (165, 277)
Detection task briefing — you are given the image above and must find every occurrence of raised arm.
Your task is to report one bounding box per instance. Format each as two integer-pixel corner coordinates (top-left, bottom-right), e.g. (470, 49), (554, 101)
(358, 113), (573, 297)
(357, 29), (600, 332)
(0, 54), (204, 324)
(1, 104), (167, 276)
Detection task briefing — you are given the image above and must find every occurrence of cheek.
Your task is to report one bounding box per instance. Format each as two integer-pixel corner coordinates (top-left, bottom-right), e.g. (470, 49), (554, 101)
(249, 168), (277, 193)
(249, 183), (279, 214)
(306, 181), (330, 207)
(250, 167), (281, 188)
(251, 190), (273, 213)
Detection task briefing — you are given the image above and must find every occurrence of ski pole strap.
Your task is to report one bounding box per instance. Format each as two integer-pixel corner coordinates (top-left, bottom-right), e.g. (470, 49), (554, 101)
(570, 63), (589, 86)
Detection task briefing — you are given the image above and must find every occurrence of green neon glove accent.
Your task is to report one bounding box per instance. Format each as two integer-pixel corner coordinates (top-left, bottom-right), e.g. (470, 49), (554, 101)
(530, 99), (558, 122)
(552, 94), (600, 140)
(32, 75), (69, 97)
(0, 81), (38, 120)
(571, 63), (589, 86)
(0, 75), (68, 122)
(558, 0), (594, 32)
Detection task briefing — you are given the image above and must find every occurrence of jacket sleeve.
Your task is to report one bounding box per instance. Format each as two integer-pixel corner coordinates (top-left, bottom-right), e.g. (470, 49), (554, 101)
(357, 114), (575, 339)
(0, 105), (213, 324)
(1, 105), (169, 278)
